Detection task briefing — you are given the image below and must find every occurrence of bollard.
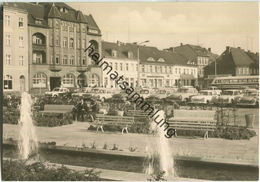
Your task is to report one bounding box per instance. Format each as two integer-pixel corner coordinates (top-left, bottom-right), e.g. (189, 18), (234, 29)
(245, 114), (255, 128)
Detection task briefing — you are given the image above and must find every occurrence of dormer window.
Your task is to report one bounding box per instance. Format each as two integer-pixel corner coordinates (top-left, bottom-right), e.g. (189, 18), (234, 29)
(112, 50), (117, 57)
(35, 19), (42, 25)
(128, 51), (133, 59)
(59, 7), (68, 13)
(158, 58), (165, 62)
(147, 57), (155, 62)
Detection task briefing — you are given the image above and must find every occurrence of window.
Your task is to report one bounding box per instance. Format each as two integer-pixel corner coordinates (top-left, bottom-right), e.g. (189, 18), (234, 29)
(175, 68), (178, 74)
(35, 19), (42, 25)
(55, 20), (59, 28)
(69, 38), (74, 48)
(120, 63), (123, 71)
(4, 75), (13, 90)
(126, 63), (129, 71)
(69, 26), (74, 32)
(6, 34), (11, 46)
(128, 51), (133, 59)
(19, 17), (24, 27)
(150, 65), (153, 73)
(5, 15), (10, 26)
(147, 57), (155, 62)
(19, 36), (24, 47)
(19, 56), (24, 66)
(63, 55), (68, 65)
(55, 36), (60, 46)
(5, 54), (11, 65)
(63, 37), (68, 47)
(33, 52), (43, 64)
(158, 58), (165, 62)
(69, 56), (74, 65)
(32, 73), (47, 88)
(82, 58), (86, 65)
(62, 74), (75, 87)
(141, 65), (145, 72)
(55, 55), (60, 64)
(112, 50), (117, 57)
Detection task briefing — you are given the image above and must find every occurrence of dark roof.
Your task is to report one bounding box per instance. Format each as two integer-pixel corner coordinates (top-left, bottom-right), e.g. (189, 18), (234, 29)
(245, 51), (259, 64)
(3, 2), (100, 32)
(173, 44), (213, 63)
(229, 47), (255, 66)
(102, 41), (192, 66)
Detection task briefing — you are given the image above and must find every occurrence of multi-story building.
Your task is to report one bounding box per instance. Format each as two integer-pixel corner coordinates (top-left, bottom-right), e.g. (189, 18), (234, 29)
(3, 3), (29, 92)
(204, 46), (259, 77)
(102, 41), (138, 88)
(167, 43), (217, 88)
(102, 41), (198, 89)
(139, 46), (198, 88)
(5, 2), (102, 93)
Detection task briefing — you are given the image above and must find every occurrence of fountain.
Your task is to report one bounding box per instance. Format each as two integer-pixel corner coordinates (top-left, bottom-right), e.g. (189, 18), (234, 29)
(145, 108), (174, 177)
(18, 92), (38, 160)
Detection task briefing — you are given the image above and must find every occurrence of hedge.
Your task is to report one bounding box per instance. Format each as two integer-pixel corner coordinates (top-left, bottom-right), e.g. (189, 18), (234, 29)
(3, 109), (73, 127)
(2, 160), (101, 181)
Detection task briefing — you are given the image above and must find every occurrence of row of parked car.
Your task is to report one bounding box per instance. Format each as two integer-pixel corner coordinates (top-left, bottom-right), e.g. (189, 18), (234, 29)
(45, 86), (259, 107)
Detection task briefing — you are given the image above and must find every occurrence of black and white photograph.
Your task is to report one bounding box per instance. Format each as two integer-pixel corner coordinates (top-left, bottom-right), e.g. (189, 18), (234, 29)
(1, 1), (259, 181)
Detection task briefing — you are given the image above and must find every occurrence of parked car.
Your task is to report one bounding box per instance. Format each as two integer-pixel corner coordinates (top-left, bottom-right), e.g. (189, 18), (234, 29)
(189, 90), (219, 105)
(213, 89), (243, 105)
(236, 89), (259, 107)
(166, 87), (198, 104)
(45, 87), (70, 97)
(154, 89), (168, 99)
(207, 86), (222, 95)
(71, 87), (92, 97)
(139, 89), (151, 99)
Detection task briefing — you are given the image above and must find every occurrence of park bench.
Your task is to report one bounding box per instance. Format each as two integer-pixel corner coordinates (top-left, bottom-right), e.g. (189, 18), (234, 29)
(126, 110), (149, 123)
(168, 109), (217, 139)
(94, 114), (134, 134)
(39, 104), (74, 118)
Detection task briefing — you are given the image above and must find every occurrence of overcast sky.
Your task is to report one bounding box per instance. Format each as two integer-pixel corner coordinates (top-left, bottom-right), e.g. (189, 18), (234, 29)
(69, 2), (259, 54)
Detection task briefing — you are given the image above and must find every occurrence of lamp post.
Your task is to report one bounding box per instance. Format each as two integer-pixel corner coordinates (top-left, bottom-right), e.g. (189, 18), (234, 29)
(135, 40), (149, 88)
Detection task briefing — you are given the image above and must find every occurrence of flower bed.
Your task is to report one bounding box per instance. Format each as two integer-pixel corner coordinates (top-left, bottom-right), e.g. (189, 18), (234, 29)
(3, 109), (73, 127)
(2, 160), (101, 181)
(176, 126), (256, 140)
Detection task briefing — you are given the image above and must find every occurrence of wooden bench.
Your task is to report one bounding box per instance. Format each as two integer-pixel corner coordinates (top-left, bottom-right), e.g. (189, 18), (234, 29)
(94, 114), (134, 134)
(126, 110), (148, 123)
(39, 105), (74, 117)
(168, 110), (217, 139)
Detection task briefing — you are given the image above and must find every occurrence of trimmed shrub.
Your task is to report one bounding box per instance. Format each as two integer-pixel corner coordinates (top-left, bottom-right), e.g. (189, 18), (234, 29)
(2, 160), (101, 181)
(35, 113), (73, 127)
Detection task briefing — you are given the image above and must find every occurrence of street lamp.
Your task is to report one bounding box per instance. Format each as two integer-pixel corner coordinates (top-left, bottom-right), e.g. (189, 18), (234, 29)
(135, 40), (149, 88)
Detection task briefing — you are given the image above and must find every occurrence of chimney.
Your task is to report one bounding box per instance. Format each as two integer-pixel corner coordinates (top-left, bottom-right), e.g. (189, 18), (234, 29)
(180, 43), (183, 46)
(256, 52), (259, 57)
(226, 46), (230, 53)
(238, 47), (241, 49)
(167, 47), (174, 52)
(208, 48), (211, 52)
(117, 41), (122, 46)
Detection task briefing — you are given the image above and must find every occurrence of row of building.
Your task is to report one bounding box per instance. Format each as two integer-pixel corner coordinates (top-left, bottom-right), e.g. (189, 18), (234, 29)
(3, 2), (259, 93)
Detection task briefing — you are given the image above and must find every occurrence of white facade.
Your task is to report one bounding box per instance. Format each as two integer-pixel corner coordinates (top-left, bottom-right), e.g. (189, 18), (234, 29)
(139, 64), (197, 88)
(3, 6), (29, 92)
(103, 58), (138, 88)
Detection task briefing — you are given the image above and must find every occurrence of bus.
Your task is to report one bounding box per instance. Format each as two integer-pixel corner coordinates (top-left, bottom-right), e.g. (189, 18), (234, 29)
(211, 75), (259, 90)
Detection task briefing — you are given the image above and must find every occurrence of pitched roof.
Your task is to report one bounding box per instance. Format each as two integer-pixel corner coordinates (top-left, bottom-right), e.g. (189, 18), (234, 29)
(245, 51), (259, 65)
(3, 2), (101, 32)
(173, 44), (214, 63)
(229, 47), (255, 66)
(102, 41), (192, 66)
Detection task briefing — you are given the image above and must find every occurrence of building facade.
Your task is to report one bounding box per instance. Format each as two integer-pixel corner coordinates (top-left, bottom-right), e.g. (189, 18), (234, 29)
(168, 43), (218, 89)
(204, 46), (259, 87)
(139, 46), (197, 88)
(5, 3), (103, 94)
(102, 41), (138, 88)
(102, 41), (198, 89)
(3, 3), (29, 92)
